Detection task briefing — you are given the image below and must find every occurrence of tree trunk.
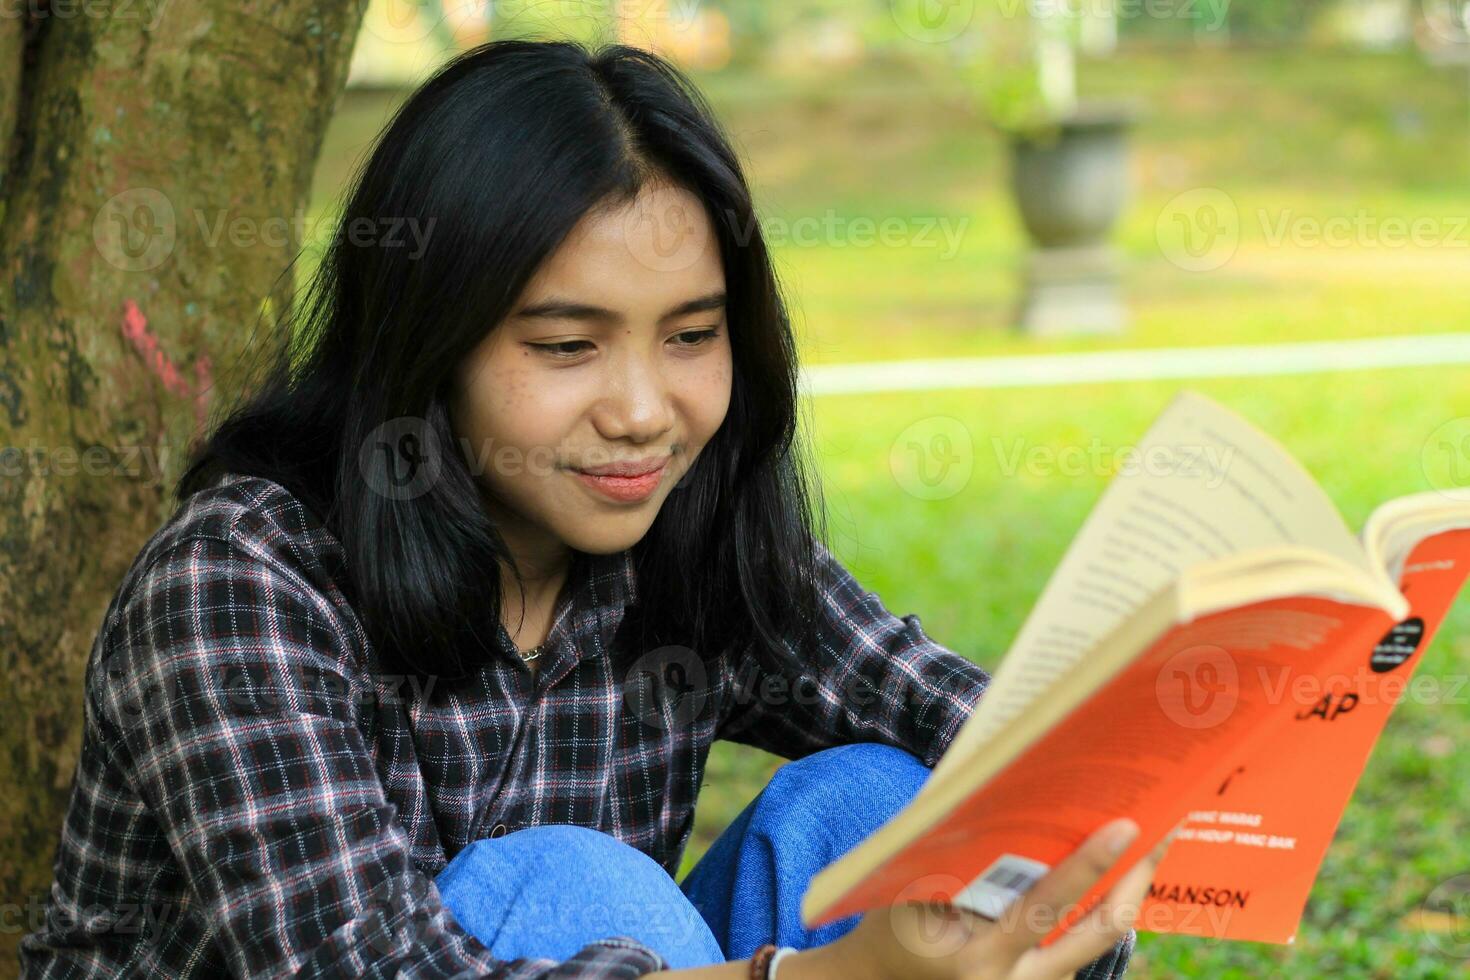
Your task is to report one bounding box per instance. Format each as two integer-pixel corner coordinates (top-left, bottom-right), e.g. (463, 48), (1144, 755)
(0, 2), (363, 968)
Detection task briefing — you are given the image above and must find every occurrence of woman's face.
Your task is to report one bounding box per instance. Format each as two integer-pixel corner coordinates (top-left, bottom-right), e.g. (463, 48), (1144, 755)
(450, 178), (733, 561)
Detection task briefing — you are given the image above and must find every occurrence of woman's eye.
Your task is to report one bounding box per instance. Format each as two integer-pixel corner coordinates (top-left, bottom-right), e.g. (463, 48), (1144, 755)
(526, 330), (718, 359)
(672, 328), (720, 347)
(528, 340), (594, 358)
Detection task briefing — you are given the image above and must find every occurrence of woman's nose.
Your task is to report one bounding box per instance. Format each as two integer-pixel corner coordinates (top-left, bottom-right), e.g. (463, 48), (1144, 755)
(595, 351), (676, 441)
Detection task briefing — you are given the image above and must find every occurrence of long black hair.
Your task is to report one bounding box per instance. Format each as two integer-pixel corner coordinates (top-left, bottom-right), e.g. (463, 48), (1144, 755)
(179, 38), (829, 682)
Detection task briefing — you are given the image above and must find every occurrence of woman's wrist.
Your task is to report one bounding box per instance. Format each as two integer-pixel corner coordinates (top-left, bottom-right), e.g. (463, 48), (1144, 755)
(770, 938), (866, 980)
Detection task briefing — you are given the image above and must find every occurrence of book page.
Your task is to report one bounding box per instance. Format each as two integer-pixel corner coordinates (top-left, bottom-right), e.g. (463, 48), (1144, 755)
(929, 390), (1372, 785)
(1362, 490), (1470, 585)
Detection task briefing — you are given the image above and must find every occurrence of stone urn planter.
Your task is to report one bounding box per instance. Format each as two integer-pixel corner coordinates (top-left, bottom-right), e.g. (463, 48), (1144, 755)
(1007, 101), (1136, 336)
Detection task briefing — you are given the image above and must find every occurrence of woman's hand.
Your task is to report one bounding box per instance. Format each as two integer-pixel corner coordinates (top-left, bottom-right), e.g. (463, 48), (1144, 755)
(812, 818), (1177, 980)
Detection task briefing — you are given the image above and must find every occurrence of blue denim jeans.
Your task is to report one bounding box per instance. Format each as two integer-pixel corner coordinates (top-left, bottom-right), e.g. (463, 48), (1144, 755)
(434, 742), (1132, 976)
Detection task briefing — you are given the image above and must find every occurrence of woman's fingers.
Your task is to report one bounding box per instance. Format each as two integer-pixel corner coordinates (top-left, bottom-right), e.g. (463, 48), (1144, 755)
(1008, 825), (1179, 980)
(993, 822), (1140, 957)
(979, 818), (1141, 962)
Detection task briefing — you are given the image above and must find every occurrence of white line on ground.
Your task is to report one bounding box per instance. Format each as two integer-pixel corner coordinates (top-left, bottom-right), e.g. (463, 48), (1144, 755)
(801, 333), (1470, 396)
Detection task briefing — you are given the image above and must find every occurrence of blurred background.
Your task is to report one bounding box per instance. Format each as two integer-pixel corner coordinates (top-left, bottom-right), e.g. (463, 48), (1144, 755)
(4, 0), (1470, 976)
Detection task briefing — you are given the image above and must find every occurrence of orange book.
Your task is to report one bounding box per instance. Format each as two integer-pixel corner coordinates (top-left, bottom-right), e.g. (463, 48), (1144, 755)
(800, 390), (1470, 947)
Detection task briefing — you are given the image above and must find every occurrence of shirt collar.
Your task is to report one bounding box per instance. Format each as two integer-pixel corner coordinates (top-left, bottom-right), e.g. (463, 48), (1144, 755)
(509, 547), (637, 686)
(589, 546), (638, 611)
(578, 546), (638, 653)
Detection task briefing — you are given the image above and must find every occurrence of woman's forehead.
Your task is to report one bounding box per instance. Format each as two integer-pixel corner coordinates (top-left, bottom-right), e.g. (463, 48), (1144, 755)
(515, 184), (725, 318)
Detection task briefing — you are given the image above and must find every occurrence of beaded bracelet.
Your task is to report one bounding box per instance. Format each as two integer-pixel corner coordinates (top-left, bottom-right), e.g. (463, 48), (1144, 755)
(748, 944), (777, 980)
(748, 943), (798, 980)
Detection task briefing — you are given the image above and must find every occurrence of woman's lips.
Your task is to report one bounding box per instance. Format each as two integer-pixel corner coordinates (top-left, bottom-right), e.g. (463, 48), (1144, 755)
(571, 458), (668, 502)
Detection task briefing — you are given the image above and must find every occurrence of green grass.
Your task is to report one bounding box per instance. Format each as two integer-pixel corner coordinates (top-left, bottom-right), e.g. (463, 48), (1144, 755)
(310, 42), (1470, 979)
(788, 376), (1470, 978)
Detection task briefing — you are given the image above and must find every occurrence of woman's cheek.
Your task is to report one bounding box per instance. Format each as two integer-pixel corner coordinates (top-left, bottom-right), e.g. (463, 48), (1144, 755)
(692, 355), (733, 434)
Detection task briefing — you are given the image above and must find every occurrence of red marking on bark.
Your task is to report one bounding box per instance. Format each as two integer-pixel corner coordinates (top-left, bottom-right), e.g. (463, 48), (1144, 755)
(121, 300), (214, 437)
(193, 354), (213, 434)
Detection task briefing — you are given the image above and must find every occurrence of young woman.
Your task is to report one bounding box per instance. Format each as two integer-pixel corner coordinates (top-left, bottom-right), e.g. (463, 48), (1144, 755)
(20, 39), (1168, 980)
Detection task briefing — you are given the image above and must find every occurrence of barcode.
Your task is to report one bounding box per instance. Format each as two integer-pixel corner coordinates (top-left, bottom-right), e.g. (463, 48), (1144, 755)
(982, 860), (1044, 893)
(952, 854), (1051, 920)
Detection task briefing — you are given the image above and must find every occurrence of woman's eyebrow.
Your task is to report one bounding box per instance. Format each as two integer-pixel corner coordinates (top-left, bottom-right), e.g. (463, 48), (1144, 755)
(513, 290), (727, 324)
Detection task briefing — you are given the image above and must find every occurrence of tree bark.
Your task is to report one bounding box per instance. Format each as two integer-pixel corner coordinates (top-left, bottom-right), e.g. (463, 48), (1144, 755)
(0, 1), (363, 967)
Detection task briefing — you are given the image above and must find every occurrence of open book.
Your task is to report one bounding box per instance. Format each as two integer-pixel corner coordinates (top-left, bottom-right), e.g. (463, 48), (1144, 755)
(801, 390), (1470, 946)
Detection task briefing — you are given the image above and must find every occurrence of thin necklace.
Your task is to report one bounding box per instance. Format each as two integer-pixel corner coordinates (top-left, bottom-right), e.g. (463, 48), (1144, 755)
(518, 641), (547, 662)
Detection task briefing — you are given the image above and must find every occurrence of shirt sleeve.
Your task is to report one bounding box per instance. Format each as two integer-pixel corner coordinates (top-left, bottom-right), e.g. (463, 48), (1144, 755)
(91, 531), (671, 980)
(716, 539), (991, 768)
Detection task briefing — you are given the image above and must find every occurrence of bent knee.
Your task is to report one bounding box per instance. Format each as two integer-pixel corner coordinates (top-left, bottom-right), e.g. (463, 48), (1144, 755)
(756, 742), (929, 826)
(437, 825), (723, 968)
(451, 823), (671, 892)
(775, 741), (928, 791)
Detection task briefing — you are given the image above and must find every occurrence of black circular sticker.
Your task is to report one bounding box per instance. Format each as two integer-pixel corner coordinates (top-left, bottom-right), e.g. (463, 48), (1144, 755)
(1370, 617), (1425, 673)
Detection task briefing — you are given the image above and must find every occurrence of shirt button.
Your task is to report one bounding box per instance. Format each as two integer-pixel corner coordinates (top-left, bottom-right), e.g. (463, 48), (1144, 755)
(490, 822), (508, 838)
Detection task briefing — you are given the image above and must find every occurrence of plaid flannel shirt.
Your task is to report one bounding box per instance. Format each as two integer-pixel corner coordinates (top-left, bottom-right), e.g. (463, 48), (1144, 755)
(19, 471), (1132, 978)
